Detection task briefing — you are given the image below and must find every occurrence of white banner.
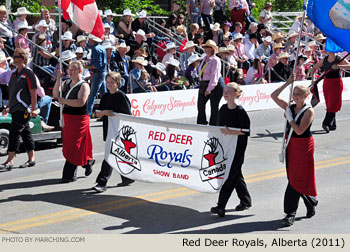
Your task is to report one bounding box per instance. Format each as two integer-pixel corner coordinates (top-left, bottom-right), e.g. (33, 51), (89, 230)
(127, 77), (350, 120)
(105, 114), (245, 193)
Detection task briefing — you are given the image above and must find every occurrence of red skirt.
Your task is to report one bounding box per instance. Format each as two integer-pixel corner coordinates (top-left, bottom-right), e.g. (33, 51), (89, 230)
(231, 9), (246, 34)
(323, 77), (343, 112)
(286, 136), (317, 196)
(62, 114), (93, 166)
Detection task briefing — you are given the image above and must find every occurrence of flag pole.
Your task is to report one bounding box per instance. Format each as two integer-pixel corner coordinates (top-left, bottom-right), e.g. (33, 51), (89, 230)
(280, 0), (308, 163)
(58, 0), (63, 127)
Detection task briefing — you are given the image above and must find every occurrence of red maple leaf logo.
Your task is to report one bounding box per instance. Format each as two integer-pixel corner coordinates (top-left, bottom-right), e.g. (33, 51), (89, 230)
(204, 152), (218, 167)
(121, 139), (136, 154)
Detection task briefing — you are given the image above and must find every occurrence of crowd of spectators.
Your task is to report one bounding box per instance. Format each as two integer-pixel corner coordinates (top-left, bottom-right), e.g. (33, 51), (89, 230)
(0, 1), (349, 111)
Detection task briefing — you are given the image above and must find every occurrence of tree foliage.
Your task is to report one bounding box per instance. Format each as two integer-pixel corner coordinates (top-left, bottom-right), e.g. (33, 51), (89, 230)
(252, 0), (304, 19)
(96, 0), (169, 16)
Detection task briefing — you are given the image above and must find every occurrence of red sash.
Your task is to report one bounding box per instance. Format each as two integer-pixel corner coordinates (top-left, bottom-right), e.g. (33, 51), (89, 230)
(323, 77), (343, 112)
(62, 114), (93, 166)
(286, 136), (317, 196)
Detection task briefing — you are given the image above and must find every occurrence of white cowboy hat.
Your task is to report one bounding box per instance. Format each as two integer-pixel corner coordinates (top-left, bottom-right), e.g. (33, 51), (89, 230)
(17, 21), (31, 30)
(133, 29), (147, 41)
(210, 23), (221, 32)
(303, 46), (312, 52)
(183, 41), (197, 50)
(165, 42), (177, 50)
(88, 33), (103, 43)
(272, 43), (284, 50)
(248, 22), (258, 30)
(60, 50), (76, 62)
(103, 23), (111, 29)
(35, 20), (49, 30)
(272, 32), (284, 41)
(263, 36), (272, 43)
(77, 35), (87, 44)
(13, 7), (31, 16)
(226, 44), (235, 52)
(218, 47), (229, 54)
(132, 56), (148, 66)
(233, 33), (244, 41)
(123, 9), (134, 17)
(75, 47), (84, 54)
(152, 62), (166, 75)
(136, 10), (147, 19)
(307, 40), (317, 47)
(98, 10), (105, 18)
(287, 31), (299, 39)
(166, 58), (180, 68)
(187, 54), (203, 66)
(0, 52), (11, 63)
(116, 42), (130, 52)
(61, 31), (75, 41)
(102, 40), (116, 50)
(277, 52), (290, 59)
(104, 9), (116, 17)
(202, 39), (218, 54)
(0, 6), (9, 13)
(314, 33), (326, 41)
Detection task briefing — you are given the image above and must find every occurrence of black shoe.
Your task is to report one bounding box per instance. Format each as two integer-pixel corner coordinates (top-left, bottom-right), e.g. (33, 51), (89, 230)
(0, 163), (13, 171)
(329, 125), (336, 131)
(92, 184), (107, 193)
(282, 214), (295, 226)
(235, 203), (251, 211)
(322, 124), (330, 133)
(60, 178), (77, 183)
(117, 179), (135, 187)
(210, 206), (225, 217)
(19, 161), (36, 168)
(84, 159), (95, 176)
(306, 200), (318, 218)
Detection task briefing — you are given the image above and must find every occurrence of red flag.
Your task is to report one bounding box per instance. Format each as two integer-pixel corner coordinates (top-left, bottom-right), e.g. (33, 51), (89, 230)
(60, 0), (105, 39)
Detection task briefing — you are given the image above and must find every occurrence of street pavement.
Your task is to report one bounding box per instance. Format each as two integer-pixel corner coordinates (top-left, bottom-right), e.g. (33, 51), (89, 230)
(0, 101), (349, 234)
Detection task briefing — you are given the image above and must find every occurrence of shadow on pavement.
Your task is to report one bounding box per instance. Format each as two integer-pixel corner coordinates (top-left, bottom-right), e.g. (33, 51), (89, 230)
(0, 186), (265, 234)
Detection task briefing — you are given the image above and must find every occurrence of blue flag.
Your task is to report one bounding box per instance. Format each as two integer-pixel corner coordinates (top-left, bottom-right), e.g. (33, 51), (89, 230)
(307, 0), (350, 52)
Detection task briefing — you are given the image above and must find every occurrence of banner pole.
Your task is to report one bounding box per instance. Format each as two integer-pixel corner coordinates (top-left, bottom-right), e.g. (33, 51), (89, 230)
(279, 0), (308, 163)
(58, 0), (63, 127)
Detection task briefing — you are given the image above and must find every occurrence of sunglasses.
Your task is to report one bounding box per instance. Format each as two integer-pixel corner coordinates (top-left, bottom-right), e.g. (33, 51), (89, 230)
(13, 55), (24, 59)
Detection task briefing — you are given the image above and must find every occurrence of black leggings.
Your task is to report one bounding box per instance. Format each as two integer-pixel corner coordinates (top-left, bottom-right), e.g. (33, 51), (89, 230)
(217, 156), (252, 209)
(284, 183), (317, 216)
(8, 110), (35, 153)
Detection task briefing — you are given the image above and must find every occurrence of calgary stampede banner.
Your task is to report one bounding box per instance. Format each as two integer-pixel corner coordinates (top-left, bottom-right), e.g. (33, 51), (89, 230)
(105, 114), (245, 193)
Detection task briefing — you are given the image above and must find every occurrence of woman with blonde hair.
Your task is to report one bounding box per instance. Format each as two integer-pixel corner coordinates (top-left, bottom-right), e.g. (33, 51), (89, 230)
(211, 82), (252, 217)
(271, 74), (318, 226)
(53, 61), (94, 183)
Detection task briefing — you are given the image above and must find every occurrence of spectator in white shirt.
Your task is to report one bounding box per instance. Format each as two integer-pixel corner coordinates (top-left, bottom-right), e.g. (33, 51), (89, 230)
(244, 33), (258, 61)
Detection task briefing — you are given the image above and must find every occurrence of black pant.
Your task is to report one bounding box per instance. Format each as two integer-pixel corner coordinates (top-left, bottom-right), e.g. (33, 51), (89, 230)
(62, 159), (93, 180)
(8, 111), (35, 153)
(197, 77), (224, 125)
(217, 156), (251, 209)
(284, 183), (317, 216)
(62, 160), (78, 180)
(201, 13), (213, 32)
(323, 111), (336, 129)
(96, 159), (134, 187)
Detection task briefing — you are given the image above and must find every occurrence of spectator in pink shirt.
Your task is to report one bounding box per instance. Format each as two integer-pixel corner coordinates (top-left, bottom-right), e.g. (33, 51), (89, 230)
(15, 22), (30, 53)
(197, 40), (224, 125)
(233, 33), (250, 70)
